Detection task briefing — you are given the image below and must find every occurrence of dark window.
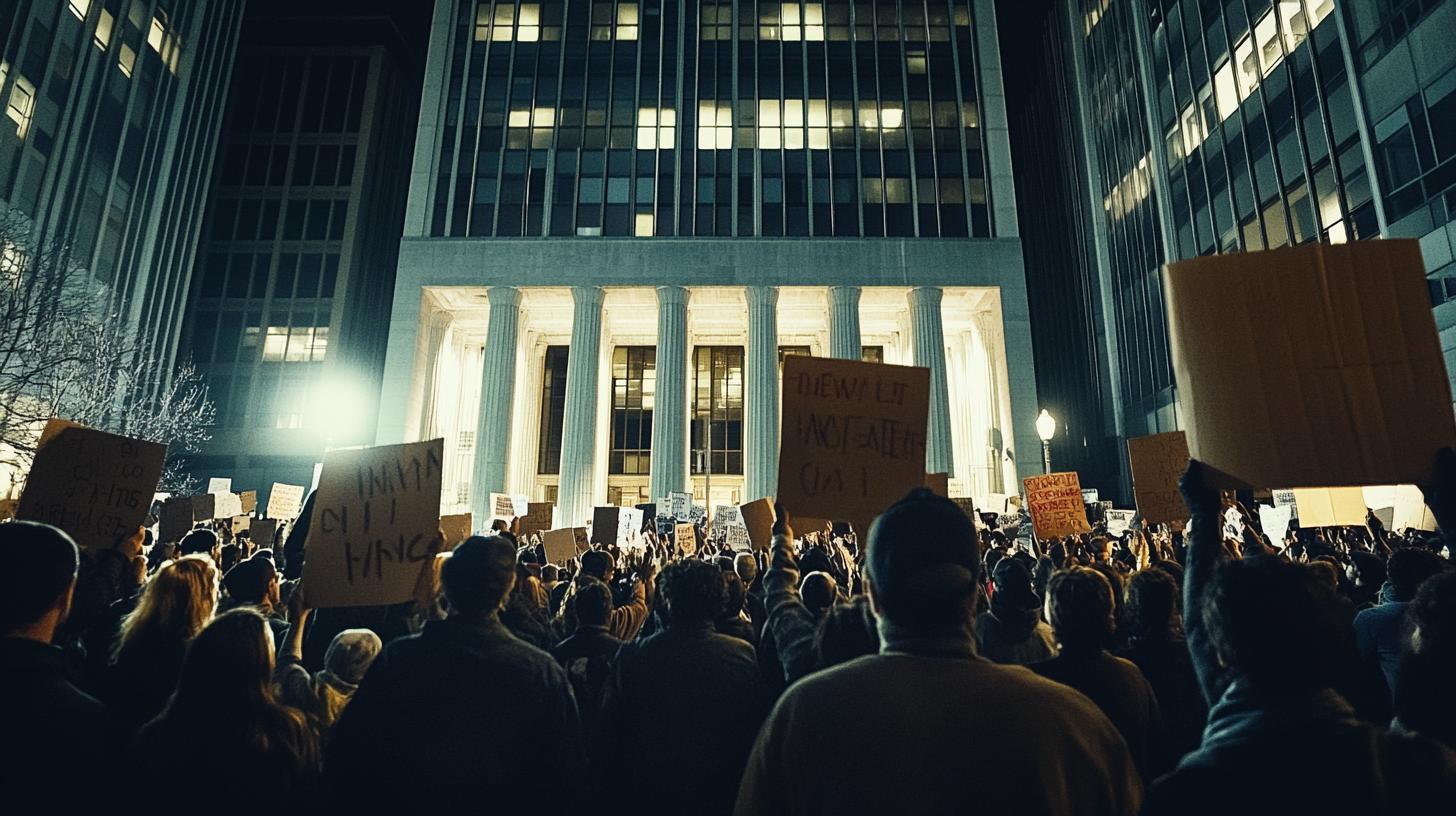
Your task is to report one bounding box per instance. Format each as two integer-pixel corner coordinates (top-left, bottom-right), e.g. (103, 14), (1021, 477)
(691, 346), (744, 476)
(609, 346), (655, 475)
(861, 345), (884, 363)
(537, 345), (570, 474)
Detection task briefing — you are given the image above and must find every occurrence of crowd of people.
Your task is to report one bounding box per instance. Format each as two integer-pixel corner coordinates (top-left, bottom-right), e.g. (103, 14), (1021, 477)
(6, 453), (1456, 814)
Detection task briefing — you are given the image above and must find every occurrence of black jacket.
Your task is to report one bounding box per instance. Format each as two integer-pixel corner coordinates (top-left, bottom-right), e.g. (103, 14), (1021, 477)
(1032, 648), (1163, 780)
(596, 621), (768, 816)
(1118, 634), (1207, 774)
(324, 615), (585, 813)
(553, 624), (623, 730)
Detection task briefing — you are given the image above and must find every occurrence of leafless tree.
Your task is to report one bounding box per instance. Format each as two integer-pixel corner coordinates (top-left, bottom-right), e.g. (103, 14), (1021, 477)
(0, 209), (214, 494)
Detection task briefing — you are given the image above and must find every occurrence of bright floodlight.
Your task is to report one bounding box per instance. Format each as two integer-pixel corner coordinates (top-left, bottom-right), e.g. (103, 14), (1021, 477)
(1035, 409), (1057, 442)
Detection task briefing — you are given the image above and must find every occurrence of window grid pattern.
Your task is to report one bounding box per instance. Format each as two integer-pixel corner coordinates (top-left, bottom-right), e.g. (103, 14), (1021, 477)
(609, 345), (656, 475)
(691, 345), (744, 475)
(537, 345), (570, 473)
(431, 0), (990, 239)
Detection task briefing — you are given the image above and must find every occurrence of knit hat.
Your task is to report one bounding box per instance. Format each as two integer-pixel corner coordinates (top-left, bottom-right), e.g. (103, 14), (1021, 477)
(324, 628), (383, 686)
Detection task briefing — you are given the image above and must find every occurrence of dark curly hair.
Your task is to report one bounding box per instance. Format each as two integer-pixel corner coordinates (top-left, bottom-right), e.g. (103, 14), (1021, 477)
(658, 559), (726, 623)
(1046, 567), (1114, 651)
(1123, 568), (1181, 641)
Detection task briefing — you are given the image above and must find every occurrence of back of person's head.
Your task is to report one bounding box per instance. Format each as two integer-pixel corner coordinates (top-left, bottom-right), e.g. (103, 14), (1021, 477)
(1205, 555), (1349, 694)
(579, 549), (614, 580)
(801, 571), (838, 615)
(172, 608), (274, 712)
(1389, 548), (1449, 602)
(983, 547), (1006, 579)
(1407, 571), (1456, 659)
(0, 521), (79, 635)
(734, 552), (759, 585)
(1308, 558), (1340, 591)
(222, 556), (276, 605)
(491, 519), (510, 533)
(815, 597), (880, 669)
(323, 628), (382, 686)
(658, 559), (726, 624)
(572, 576), (613, 628)
(991, 556), (1038, 609)
(541, 564), (559, 583)
(1124, 567), (1181, 640)
(721, 572), (746, 617)
(178, 528), (218, 556)
(1045, 567), (1115, 651)
(219, 544), (242, 574)
(866, 489), (980, 632)
(441, 536), (517, 616)
(117, 553), (218, 659)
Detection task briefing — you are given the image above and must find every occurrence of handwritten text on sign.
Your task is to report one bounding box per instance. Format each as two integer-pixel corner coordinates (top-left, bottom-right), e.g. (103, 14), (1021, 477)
(17, 420), (167, 550)
(1022, 472), (1093, 540)
(302, 439), (444, 608)
(777, 356), (930, 528)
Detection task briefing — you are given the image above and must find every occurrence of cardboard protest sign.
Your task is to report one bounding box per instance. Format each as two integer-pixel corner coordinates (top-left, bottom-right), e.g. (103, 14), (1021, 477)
(668, 491), (693, 519)
(542, 527), (577, 564)
(520, 502), (556, 538)
(1259, 505), (1292, 542)
(777, 356), (930, 533)
(159, 496), (196, 541)
(572, 527), (589, 553)
(1222, 506), (1244, 540)
(1081, 488), (1100, 504)
(1165, 241), (1456, 489)
(1127, 432), (1190, 526)
(1293, 487), (1366, 528)
(212, 492), (242, 520)
(688, 504), (707, 524)
(1021, 472), (1093, 539)
(489, 493), (517, 522)
(239, 490), (257, 515)
(1368, 485), (1437, 532)
(301, 439), (444, 608)
(725, 526), (751, 551)
(16, 420), (167, 550)
(191, 493), (215, 523)
(267, 483), (305, 520)
(231, 515), (250, 535)
(1372, 506), (1396, 531)
(0, 498), (17, 521)
(655, 514), (676, 537)
(924, 472), (949, 497)
(976, 493), (1011, 515)
(1105, 509), (1136, 536)
(675, 522), (697, 555)
(440, 513), (473, 551)
(249, 517), (278, 547)
(712, 505), (742, 528)
(590, 506), (642, 547)
(740, 498), (777, 551)
(617, 507), (644, 549)
(207, 477), (232, 495)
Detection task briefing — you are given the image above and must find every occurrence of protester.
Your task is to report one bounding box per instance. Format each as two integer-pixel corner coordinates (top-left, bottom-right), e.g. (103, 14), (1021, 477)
(1353, 547), (1448, 699)
(221, 553), (288, 644)
(104, 553), (218, 733)
(1142, 462), (1456, 814)
(133, 608), (319, 811)
(813, 595), (879, 670)
(716, 571), (756, 644)
(178, 527), (221, 564)
(1118, 567), (1206, 769)
(1033, 566), (1163, 779)
(734, 551), (766, 636)
(552, 576), (622, 728)
(0, 522), (121, 811)
(274, 584), (381, 744)
(735, 494), (1141, 815)
(324, 536), (584, 812)
(975, 554), (1057, 664)
(1392, 570), (1456, 750)
(598, 559), (768, 816)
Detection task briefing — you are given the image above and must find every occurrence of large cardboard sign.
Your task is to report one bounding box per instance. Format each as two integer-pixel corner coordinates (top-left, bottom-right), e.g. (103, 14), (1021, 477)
(1022, 472), (1093, 540)
(267, 483), (305, 520)
(590, 506), (643, 547)
(159, 496), (197, 542)
(674, 522), (697, 555)
(542, 527), (578, 564)
(1364, 485), (1437, 532)
(1165, 240), (1456, 489)
(207, 477), (232, 495)
(301, 439), (444, 608)
(712, 505), (742, 528)
(489, 493), (517, 522)
(740, 498), (777, 551)
(777, 356), (930, 531)
(239, 490), (257, 515)
(1105, 509), (1136, 536)
(249, 517), (278, 548)
(440, 513), (473, 551)
(924, 472), (949, 497)
(1127, 431), (1190, 526)
(520, 502), (556, 538)
(212, 492), (242, 520)
(1259, 505), (1292, 542)
(16, 420), (167, 550)
(668, 491), (694, 519)
(1293, 487), (1367, 528)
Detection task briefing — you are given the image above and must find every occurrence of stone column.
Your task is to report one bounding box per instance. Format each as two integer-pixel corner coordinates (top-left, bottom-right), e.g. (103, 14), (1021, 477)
(745, 286), (779, 500)
(649, 286), (689, 500)
(415, 310), (453, 440)
(827, 285), (862, 360)
(557, 286), (605, 526)
(910, 287), (954, 476)
(470, 287), (521, 523)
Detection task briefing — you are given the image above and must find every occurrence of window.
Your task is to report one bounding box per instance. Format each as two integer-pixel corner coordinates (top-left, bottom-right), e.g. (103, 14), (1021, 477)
(147, 14), (165, 52)
(861, 346), (883, 364)
(780, 2), (825, 41)
(701, 4), (733, 40)
(616, 3), (639, 40)
(537, 346), (569, 474)
(698, 102), (733, 149)
(636, 107), (675, 149)
(6, 76), (34, 139)
(262, 326), (328, 362)
(1277, 0), (1308, 53)
(907, 49), (927, 74)
(1234, 35), (1259, 99)
(478, 3), (541, 41)
(691, 346), (744, 476)
(94, 10), (113, 49)
(777, 345), (812, 368)
(609, 346), (655, 475)
(634, 212), (654, 236)
(595, 2), (638, 40)
(1214, 61), (1239, 121)
(118, 43), (136, 77)
(1253, 10), (1282, 77)
(68, 0), (90, 20)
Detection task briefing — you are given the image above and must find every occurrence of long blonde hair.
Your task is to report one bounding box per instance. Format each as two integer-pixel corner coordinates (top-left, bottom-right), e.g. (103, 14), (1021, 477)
(114, 554), (218, 661)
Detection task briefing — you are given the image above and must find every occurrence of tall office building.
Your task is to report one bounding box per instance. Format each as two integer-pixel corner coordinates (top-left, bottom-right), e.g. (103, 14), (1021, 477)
(1005, 0), (1456, 500)
(179, 9), (421, 493)
(0, 0), (244, 368)
(378, 0), (1042, 527)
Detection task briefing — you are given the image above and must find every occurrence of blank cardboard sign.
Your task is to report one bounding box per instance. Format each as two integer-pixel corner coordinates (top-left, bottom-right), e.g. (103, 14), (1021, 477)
(1127, 432), (1191, 526)
(1165, 240), (1456, 489)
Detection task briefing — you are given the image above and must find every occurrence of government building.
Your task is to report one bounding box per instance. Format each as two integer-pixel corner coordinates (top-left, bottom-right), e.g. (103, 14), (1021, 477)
(376, 0), (1043, 527)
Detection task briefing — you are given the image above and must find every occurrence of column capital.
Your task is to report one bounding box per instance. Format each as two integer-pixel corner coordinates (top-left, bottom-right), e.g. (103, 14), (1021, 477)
(572, 285), (606, 309)
(746, 284), (779, 308)
(487, 285), (522, 310)
(656, 284), (689, 307)
(908, 285), (944, 309)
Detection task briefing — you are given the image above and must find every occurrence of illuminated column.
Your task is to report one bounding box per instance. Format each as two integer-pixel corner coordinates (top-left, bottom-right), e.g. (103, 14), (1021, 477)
(745, 286), (779, 500)
(827, 285), (862, 360)
(558, 286), (604, 526)
(415, 309), (452, 440)
(649, 286), (688, 500)
(470, 287), (521, 522)
(910, 287), (954, 476)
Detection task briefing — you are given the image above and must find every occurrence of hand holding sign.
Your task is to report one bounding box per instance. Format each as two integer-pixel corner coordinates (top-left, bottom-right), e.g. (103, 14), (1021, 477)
(17, 420), (167, 550)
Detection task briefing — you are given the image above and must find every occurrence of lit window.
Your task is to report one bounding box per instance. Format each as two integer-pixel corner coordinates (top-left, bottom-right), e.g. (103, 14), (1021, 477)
(617, 3), (639, 39)
(1278, 0), (1308, 52)
(862, 178), (883, 204)
(1305, 0), (1334, 27)
(1253, 10), (1282, 77)
(960, 102), (978, 128)
(68, 0), (90, 20)
(118, 43), (136, 77)
(1213, 60), (1239, 121)
(634, 212), (654, 236)
(94, 9), (113, 49)
(907, 49), (927, 74)
(519, 4), (541, 41)
(148, 14), (166, 52)
(6, 75), (34, 139)
(1180, 103), (1204, 156)
(1234, 35), (1259, 98)
(700, 4), (732, 40)
(636, 107), (675, 149)
(263, 327), (288, 360)
(697, 102), (733, 149)
(263, 326), (328, 362)
(476, 3), (541, 41)
(780, 3), (825, 41)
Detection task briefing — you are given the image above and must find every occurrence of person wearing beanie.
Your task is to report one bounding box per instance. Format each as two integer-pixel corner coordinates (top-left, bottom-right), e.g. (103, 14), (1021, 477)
(735, 492), (1140, 815)
(975, 555), (1058, 665)
(273, 579), (381, 743)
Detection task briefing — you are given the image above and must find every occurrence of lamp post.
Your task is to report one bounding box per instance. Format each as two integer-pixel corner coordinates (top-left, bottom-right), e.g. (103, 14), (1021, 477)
(1035, 410), (1057, 474)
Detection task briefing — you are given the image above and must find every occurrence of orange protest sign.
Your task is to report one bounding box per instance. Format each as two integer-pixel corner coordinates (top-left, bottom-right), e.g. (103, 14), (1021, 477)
(1022, 472), (1092, 539)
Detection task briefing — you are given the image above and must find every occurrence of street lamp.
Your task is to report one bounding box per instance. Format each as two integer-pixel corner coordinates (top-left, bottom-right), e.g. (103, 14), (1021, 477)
(1035, 410), (1057, 474)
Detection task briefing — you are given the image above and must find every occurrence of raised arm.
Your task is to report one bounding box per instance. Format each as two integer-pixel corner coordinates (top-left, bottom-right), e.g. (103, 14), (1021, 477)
(1178, 461), (1233, 705)
(762, 505), (822, 684)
